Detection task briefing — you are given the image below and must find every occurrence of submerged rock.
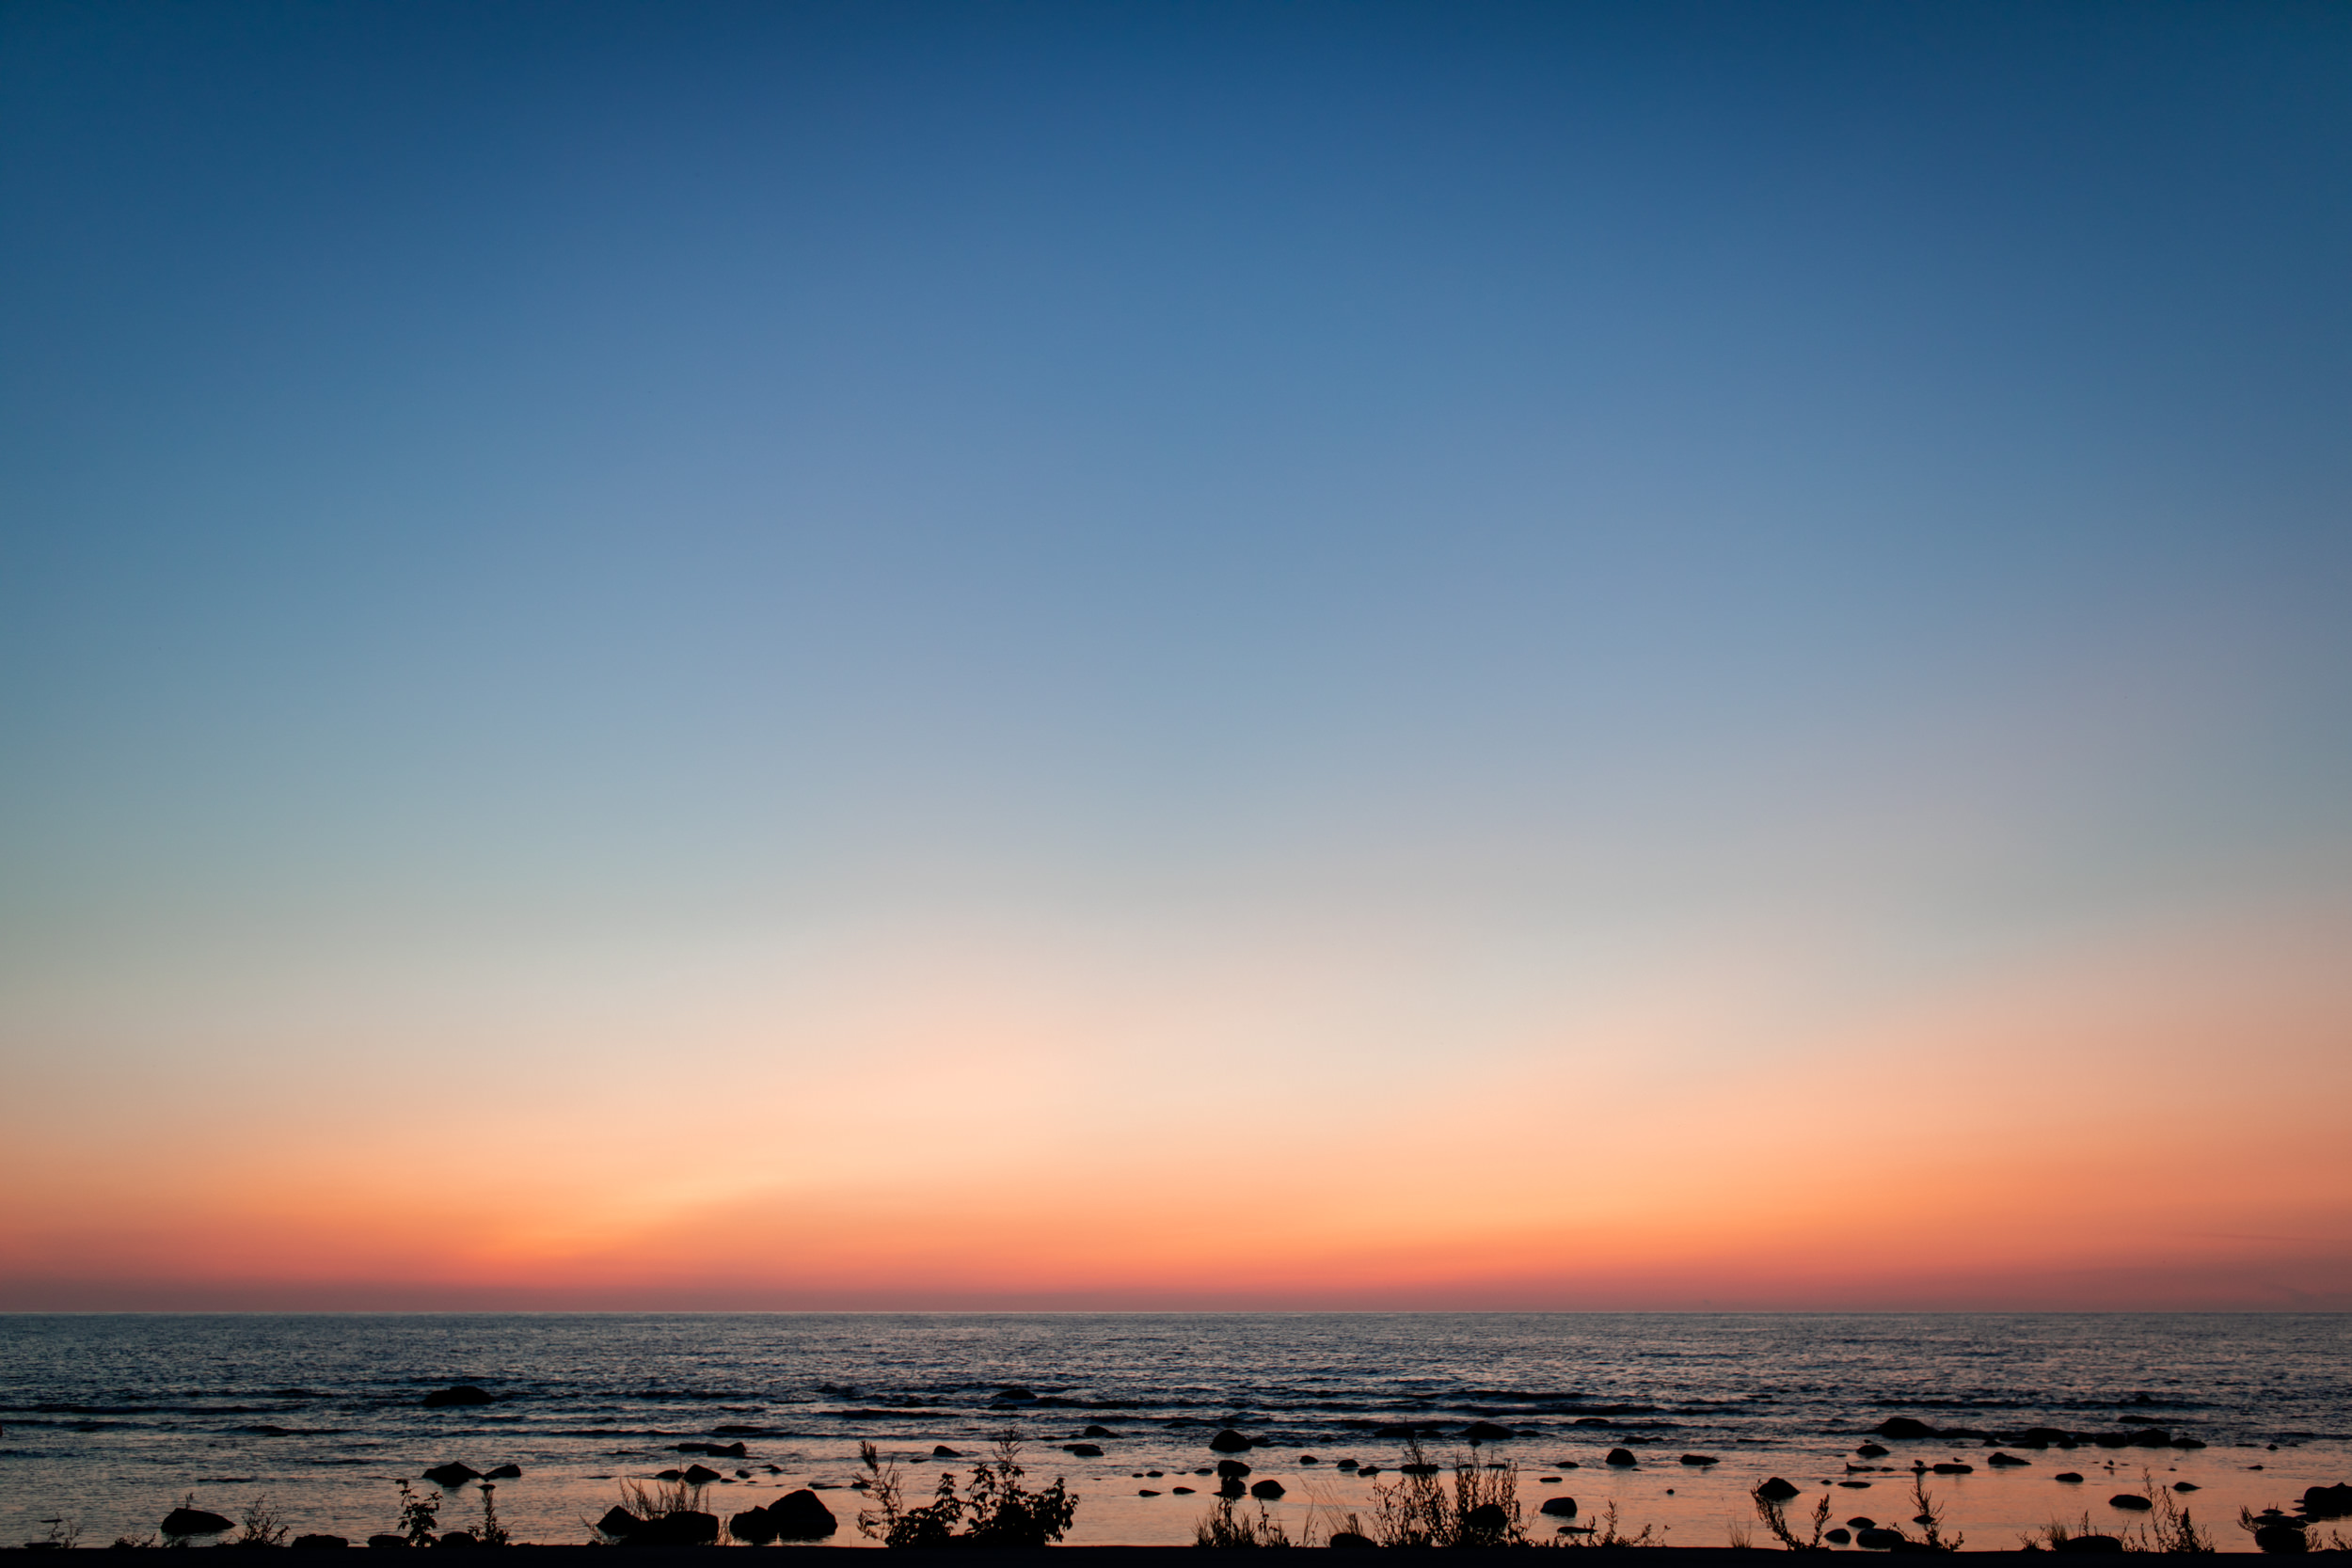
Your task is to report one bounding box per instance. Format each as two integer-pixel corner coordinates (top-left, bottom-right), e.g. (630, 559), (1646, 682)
(1755, 1478), (1802, 1502)
(1988, 1452), (2029, 1466)
(1856, 1443), (1890, 1459)
(161, 1509), (236, 1539)
(932, 1445), (962, 1458)
(1065, 1443), (1104, 1458)
(421, 1465), (480, 1488)
(1461, 1421), (1515, 1442)
(1081, 1424), (1117, 1438)
(1679, 1453), (1719, 1466)
(482, 1465), (521, 1480)
(421, 1386), (495, 1410)
(1874, 1418), (1937, 1440)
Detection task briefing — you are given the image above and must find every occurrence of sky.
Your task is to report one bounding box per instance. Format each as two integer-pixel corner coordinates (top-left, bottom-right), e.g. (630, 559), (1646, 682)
(2, 0), (2348, 1312)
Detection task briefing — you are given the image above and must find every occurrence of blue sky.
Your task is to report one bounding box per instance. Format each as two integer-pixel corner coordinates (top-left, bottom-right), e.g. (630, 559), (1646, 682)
(3, 1), (2348, 1307)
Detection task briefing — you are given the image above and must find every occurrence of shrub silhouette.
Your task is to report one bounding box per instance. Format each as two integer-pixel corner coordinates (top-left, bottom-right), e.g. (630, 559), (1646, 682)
(857, 1433), (1078, 1547)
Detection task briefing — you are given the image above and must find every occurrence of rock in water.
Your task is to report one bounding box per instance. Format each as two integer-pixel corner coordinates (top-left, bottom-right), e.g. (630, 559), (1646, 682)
(1209, 1429), (1252, 1453)
(1464, 1503), (1510, 1536)
(2055, 1536), (2126, 1554)
(1605, 1449), (1637, 1467)
(1679, 1453), (1719, 1465)
(366, 1534), (408, 1548)
(291, 1534), (349, 1549)
(1874, 1418), (1937, 1440)
(161, 1508), (237, 1538)
(2306, 1485), (2352, 1519)
(1329, 1532), (1374, 1549)
(596, 1508), (643, 1539)
(1081, 1424), (1117, 1438)
(1250, 1480), (1286, 1499)
(2109, 1494), (2153, 1512)
(483, 1465), (520, 1480)
(1065, 1443), (1103, 1457)
(932, 1445), (963, 1458)
(2254, 1525), (2310, 1554)
(766, 1490), (838, 1539)
(421, 1464), (480, 1487)
(1461, 1421), (1514, 1442)
(1216, 1459), (1252, 1479)
(421, 1386), (495, 1409)
(1539, 1497), (1579, 1518)
(1755, 1478), (1802, 1502)
(1854, 1528), (1907, 1549)
(681, 1464), (723, 1484)
(729, 1509), (779, 1544)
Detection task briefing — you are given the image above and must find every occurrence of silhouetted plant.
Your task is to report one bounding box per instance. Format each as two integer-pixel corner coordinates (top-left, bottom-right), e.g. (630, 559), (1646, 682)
(233, 1495), (290, 1548)
(1568, 1498), (1657, 1548)
(475, 1481), (511, 1547)
(393, 1481), (441, 1546)
(1752, 1485), (1831, 1550)
(25, 1515), (82, 1550)
(1907, 1474), (1962, 1553)
(1368, 1438), (1525, 1547)
(1196, 1496), (1293, 1547)
(856, 1432), (1077, 1547)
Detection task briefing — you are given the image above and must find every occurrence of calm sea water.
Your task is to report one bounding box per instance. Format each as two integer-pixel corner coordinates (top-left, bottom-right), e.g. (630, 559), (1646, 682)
(3, 1314), (2345, 1550)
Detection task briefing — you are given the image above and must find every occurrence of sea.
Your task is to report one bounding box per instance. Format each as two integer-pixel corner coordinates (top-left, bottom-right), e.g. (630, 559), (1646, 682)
(3, 1314), (2346, 1551)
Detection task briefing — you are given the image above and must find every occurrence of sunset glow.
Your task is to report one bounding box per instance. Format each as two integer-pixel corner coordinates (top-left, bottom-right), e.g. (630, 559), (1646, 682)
(3, 0), (2348, 1312)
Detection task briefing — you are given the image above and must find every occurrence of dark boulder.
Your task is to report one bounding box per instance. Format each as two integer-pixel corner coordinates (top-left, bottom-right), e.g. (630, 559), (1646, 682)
(1988, 1452), (2029, 1466)
(2255, 1526), (2310, 1555)
(1137, 1489), (1160, 1497)
(1856, 1443), (1890, 1459)
(1329, 1532), (1375, 1549)
(995, 1386), (1036, 1402)
(2108, 1495), (2153, 1512)
(1539, 1497), (1579, 1518)
(2011, 1427), (2071, 1449)
(1755, 1478), (1802, 1502)
(729, 1509), (778, 1545)
(1250, 1481), (1286, 1500)
(681, 1464), (723, 1485)
(1847, 1517), (1877, 1528)
(1065, 1444), (1104, 1458)
(2056, 1472), (2085, 1483)
(1399, 1464), (1439, 1477)
(1081, 1424), (1117, 1438)
(421, 1387), (495, 1410)
(1216, 1459), (1252, 1479)
(421, 1465), (480, 1488)
(161, 1509), (237, 1539)
(1210, 1429), (1253, 1453)
(1931, 1463), (1974, 1475)
(1464, 1503), (1511, 1538)
(1678, 1453), (1719, 1466)
(766, 1490), (837, 1539)
(483, 1465), (520, 1480)
(654, 1469), (684, 1481)
(366, 1535), (408, 1549)
(1874, 1418), (1937, 1440)
(2054, 1536), (2125, 1554)
(291, 1535), (349, 1549)
(435, 1531), (476, 1548)
(1462, 1421), (1515, 1442)
(1217, 1478), (1247, 1498)
(1855, 1528), (1908, 1549)
(1604, 1449), (1637, 1467)
(2304, 1484), (2352, 1519)
(596, 1509), (643, 1540)
(932, 1445), (963, 1458)
(1826, 1530), (1851, 1544)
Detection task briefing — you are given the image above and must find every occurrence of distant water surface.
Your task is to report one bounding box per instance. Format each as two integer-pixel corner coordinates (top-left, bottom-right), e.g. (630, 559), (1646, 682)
(2, 1313), (2345, 1549)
